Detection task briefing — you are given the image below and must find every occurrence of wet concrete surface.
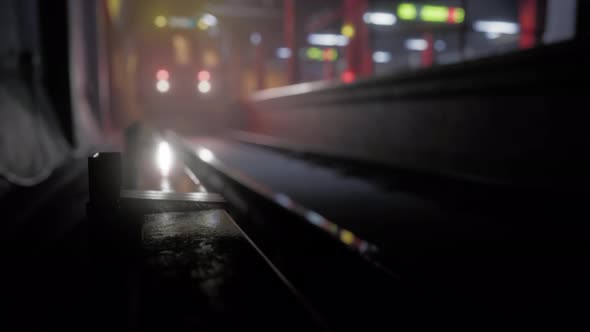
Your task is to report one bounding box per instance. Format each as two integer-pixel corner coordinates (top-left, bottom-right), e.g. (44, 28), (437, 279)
(2, 152), (322, 331)
(140, 209), (321, 331)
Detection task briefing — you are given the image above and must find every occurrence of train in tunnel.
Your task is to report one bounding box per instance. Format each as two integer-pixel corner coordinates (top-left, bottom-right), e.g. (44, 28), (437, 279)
(136, 13), (225, 103)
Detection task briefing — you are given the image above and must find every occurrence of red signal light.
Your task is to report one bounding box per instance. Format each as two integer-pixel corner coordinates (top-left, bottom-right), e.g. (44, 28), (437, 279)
(156, 69), (169, 81)
(341, 70), (355, 83)
(448, 7), (458, 23)
(197, 70), (211, 81)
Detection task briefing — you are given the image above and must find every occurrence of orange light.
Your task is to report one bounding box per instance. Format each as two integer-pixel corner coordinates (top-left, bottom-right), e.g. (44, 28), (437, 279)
(197, 70), (211, 81)
(156, 69), (169, 81)
(322, 48), (337, 61)
(341, 70), (355, 83)
(448, 7), (465, 23)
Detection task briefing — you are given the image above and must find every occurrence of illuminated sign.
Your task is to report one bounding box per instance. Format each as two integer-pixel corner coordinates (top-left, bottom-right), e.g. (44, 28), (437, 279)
(168, 17), (196, 29)
(397, 3), (465, 24)
(363, 12), (397, 26)
(308, 34), (349, 47)
(304, 47), (338, 62)
(322, 48), (338, 61)
(397, 3), (418, 20)
(154, 14), (218, 30)
(306, 47), (322, 60)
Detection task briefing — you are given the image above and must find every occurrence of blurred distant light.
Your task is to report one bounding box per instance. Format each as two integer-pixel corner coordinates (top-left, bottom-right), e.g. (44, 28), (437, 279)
(341, 70), (355, 83)
(305, 47), (337, 62)
(397, 3), (418, 20)
(340, 229), (355, 246)
(358, 241), (370, 253)
(156, 69), (169, 81)
(322, 48), (338, 61)
(168, 16), (196, 29)
(250, 32), (262, 45)
(308, 34), (349, 47)
(405, 38), (428, 51)
(156, 80), (170, 93)
(449, 7), (465, 24)
(421, 5), (449, 22)
(154, 15), (167, 28)
(198, 70), (211, 81)
(197, 80), (211, 93)
(306, 47), (322, 60)
(341, 23), (355, 38)
(203, 50), (219, 67)
(275, 193), (293, 208)
(172, 35), (191, 65)
(474, 21), (520, 35)
(156, 141), (173, 177)
(107, 0), (122, 23)
(363, 12), (397, 26)
(325, 222), (339, 235)
(434, 40), (447, 51)
(198, 20), (208, 30)
(198, 13), (218, 30)
(198, 148), (214, 162)
(201, 13), (218, 26)
(372, 51), (392, 63)
(305, 211), (325, 227)
(276, 47), (292, 59)
(486, 32), (502, 39)
(398, 3), (464, 24)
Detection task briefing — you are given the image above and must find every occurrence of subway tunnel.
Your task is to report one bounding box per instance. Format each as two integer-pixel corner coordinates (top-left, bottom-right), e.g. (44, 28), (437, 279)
(1, 0), (589, 330)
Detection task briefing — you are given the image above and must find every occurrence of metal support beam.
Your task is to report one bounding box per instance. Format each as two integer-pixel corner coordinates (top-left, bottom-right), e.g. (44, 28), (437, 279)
(519, 0), (549, 49)
(343, 0), (372, 80)
(284, 0), (298, 84)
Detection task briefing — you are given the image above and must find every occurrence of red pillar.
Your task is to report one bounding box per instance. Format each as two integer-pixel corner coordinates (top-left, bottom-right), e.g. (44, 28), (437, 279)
(323, 61), (335, 80)
(284, 0), (297, 84)
(519, 0), (538, 49)
(358, 1), (373, 76)
(421, 33), (434, 68)
(343, 0), (372, 80)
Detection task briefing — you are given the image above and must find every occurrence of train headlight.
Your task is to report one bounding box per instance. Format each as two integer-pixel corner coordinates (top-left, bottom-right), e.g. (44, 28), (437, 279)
(156, 80), (170, 93)
(197, 80), (211, 94)
(197, 70), (211, 94)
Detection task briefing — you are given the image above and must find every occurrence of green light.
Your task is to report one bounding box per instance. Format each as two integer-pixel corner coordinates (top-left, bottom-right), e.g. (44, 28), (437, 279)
(421, 5), (449, 22)
(306, 47), (322, 60)
(454, 8), (465, 23)
(398, 3), (418, 20)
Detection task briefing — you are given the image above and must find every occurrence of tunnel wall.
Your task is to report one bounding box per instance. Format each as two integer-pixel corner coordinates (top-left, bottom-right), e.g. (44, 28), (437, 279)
(1, 0), (71, 185)
(239, 42), (588, 185)
(1, 0), (107, 186)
